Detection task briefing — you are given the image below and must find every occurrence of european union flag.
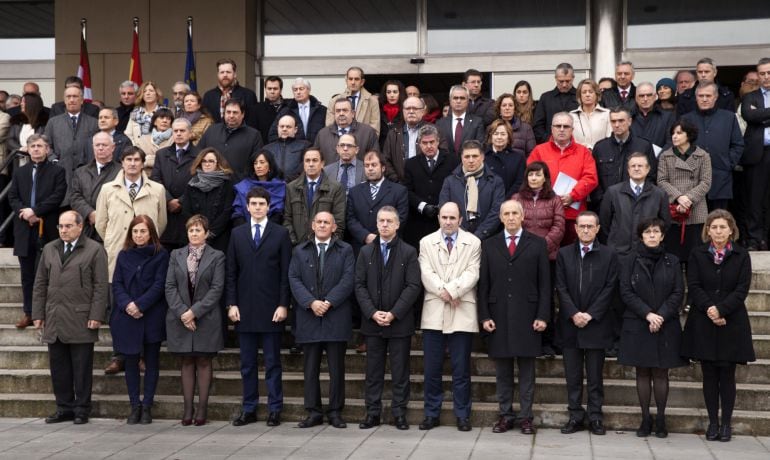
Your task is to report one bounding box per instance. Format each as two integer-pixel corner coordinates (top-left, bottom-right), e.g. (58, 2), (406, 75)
(184, 25), (197, 91)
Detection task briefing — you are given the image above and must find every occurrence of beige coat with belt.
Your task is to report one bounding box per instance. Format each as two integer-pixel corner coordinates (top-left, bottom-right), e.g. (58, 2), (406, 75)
(326, 87), (380, 135)
(95, 170), (168, 280)
(418, 228), (481, 333)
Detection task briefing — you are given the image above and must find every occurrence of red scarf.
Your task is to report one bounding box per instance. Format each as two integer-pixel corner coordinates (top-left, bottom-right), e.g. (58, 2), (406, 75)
(383, 103), (400, 122)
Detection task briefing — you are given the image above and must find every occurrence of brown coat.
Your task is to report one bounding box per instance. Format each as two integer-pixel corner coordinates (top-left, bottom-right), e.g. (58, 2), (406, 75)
(656, 146), (712, 225)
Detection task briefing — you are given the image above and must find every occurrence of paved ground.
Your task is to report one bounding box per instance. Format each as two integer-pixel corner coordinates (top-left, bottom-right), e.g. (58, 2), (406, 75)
(0, 417), (769, 460)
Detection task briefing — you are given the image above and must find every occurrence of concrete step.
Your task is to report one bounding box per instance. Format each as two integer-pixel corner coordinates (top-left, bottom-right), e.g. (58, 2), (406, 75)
(747, 290), (770, 312)
(0, 325), (113, 346)
(0, 303), (23, 323)
(0, 393), (768, 435)
(750, 311), (770, 334)
(0, 267), (21, 284)
(3, 370), (770, 414)
(4, 346), (770, 385)
(0, 284), (23, 303)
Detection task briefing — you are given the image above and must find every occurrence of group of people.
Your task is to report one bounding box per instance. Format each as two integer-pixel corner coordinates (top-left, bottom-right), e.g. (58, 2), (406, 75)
(1, 55), (766, 441)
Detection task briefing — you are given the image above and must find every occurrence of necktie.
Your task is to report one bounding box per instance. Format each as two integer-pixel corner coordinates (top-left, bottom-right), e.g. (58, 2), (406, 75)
(96, 164), (102, 176)
(129, 183), (138, 202)
(62, 242), (73, 263)
(620, 90), (628, 101)
(307, 181), (316, 209)
(427, 158), (435, 171)
(454, 117), (464, 153)
(582, 246), (590, 257)
(300, 105), (309, 135)
(348, 94), (358, 110)
(176, 148), (184, 161)
(30, 164), (37, 207)
(508, 235), (516, 256)
(70, 115), (78, 131)
(381, 242), (389, 266)
(340, 163), (351, 191)
(445, 236), (453, 255)
(318, 242), (327, 273)
(253, 223), (261, 248)
(634, 184), (642, 197)
(370, 183), (379, 200)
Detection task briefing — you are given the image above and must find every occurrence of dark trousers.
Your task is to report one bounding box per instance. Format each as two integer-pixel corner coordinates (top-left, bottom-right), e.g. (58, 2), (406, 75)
(364, 335), (411, 418)
(744, 147), (770, 244)
(495, 357), (536, 421)
(302, 341), (346, 417)
(124, 342), (161, 407)
(563, 347), (605, 422)
(17, 231), (39, 316)
(48, 340), (95, 416)
(422, 329), (472, 418)
(239, 331), (283, 413)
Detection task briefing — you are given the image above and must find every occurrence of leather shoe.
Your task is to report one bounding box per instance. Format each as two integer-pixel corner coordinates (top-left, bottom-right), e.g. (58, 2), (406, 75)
(45, 411), (74, 424)
(418, 416), (440, 430)
(232, 411), (257, 426)
(719, 424), (732, 442)
(73, 415), (89, 425)
(140, 406), (152, 425)
(127, 405), (142, 425)
(266, 412), (281, 427)
(394, 415), (409, 430)
(520, 418), (536, 435)
(492, 417), (514, 433)
(705, 423), (720, 441)
(297, 416), (323, 428)
(358, 415), (380, 429)
(329, 415), (347, 428)
(589, 420), (606, 435)
(15, 315), (33, 329)
(104, 358), (124, 375)
(456, 417), (472, 432)
(560, 419), (584, 434)
(355, 343), (367, 354)
(636, 416), (651, 437)
(654, 416), (667, 438)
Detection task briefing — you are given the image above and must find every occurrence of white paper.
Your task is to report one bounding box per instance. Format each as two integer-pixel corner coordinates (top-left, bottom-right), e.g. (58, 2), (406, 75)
(553, 172), (581, 210)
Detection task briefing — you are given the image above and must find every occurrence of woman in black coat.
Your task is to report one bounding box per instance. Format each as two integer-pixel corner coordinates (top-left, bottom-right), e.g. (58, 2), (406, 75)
(618, 217), (686, 438)
(110, 215), (169, 425)
(681, 209), (755, 442)
(182, 148), (235, 252)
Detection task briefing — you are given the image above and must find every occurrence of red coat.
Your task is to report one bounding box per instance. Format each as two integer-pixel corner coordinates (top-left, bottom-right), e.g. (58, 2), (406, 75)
(527, 138), (598, 220)
(511, 191), (565, 260)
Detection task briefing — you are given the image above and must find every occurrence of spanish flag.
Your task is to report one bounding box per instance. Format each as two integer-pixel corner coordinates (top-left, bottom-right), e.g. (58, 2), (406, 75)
(129, 20), (142, 86)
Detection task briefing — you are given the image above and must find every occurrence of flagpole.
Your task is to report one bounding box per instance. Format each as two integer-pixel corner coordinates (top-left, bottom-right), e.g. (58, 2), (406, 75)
(81, 18), (86, 41)
(133, 16), (139, 33)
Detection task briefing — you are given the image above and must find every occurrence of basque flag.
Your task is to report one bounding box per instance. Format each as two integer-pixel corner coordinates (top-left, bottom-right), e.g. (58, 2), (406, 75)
(77, 33), (93, 102)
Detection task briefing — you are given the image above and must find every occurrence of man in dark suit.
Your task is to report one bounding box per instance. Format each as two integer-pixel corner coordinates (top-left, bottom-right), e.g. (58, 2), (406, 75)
(269, 78), (327, 144)
(289, 211), (355, 429)
(254, 76), (287, 145)
(532, 63), (579, 143)
(741, 57), (770, 250)
(79, 108), (132, 166)
(323, 133), (365, 194)
(150, 118), (200, 249)
(677, 57), (736, 117)
(314, 98), (379, 164)
(555, 211), (618, 436)
(354, 206), (421, 431)
(463, 69), (496, 127)
(599, 62), (637, 113)
(48, 76), (101, 119)
(202, 58), (259, 129)
(478, 200), (551, 435)
(116, 81), (137, 133)
(346, 151), (408, 254)
(436, 86), (485, 156)
(43, 85), (98, 205)
(8, 134), (67, 329)
(197, 99), (263, 181)
(227, 186), (292, 427)
(403, 124), (459, 247)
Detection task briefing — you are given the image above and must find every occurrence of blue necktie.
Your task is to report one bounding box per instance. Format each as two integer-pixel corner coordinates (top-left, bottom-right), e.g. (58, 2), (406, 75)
(340, 164), (351, 192)
(381, 242), (389, 266)
(253, 223), (261, 248)
(307, 181), (316, 209)
(30, 164), (37, 207)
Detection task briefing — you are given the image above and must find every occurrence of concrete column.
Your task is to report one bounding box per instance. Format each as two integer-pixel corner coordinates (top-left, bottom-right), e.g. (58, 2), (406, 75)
(589, 0), (624, 80)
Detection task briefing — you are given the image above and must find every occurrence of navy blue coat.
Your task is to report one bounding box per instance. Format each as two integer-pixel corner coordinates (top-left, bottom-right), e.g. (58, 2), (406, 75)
(682, 108), (744, 200)
(110, 246), (170, 355)
(225, 220), (292, 333)
(269, 96), (327, 144)
(439, 166), (505, 240)
(483, 147), (526, 197)
(289, 238), (355, 343)
(346, 179), (409, 252)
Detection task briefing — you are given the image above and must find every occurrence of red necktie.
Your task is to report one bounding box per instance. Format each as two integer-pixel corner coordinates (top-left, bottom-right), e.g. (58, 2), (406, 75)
(454, 117), (463, 153)
(508, 235), (516, 256)
(445, 236), (453, 255)
(620, 90), (628, 101)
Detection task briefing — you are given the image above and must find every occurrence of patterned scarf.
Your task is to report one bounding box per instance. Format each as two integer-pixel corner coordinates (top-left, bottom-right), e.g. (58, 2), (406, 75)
(708, 241), (732, 265)
(151, 127), (173, 145)
(187, 244), (205, 286)
(219, 85), (234, 118)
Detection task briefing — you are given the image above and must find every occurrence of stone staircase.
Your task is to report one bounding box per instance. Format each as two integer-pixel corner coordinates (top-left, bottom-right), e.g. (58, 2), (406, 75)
(1, 248), (770, 435)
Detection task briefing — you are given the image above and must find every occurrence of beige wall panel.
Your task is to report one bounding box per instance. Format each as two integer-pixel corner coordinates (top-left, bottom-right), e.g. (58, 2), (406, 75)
(56, 1), (151, 54)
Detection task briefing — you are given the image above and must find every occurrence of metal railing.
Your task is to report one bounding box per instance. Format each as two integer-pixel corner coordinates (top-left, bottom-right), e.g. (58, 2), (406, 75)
(0, 150), (31, 236)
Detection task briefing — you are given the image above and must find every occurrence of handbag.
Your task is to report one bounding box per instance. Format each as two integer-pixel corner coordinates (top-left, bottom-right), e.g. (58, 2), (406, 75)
(669, 203), (691, 244)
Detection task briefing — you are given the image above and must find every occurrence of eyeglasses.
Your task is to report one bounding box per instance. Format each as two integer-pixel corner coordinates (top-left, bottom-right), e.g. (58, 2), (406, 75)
(552, 124), (573, 130)
(337, 143), (356, 149)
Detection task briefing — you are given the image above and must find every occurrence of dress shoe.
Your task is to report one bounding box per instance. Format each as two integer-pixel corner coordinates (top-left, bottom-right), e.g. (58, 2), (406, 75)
(297, 416), (324, 428)
(492, 417), (514, 433)
(127, 405), (142, 425)
(193, 418), (207, 426)
(73, 415), (89, 425)
(394, 416), (409, 430)
(418, 416), (440, 430)
(456, 417), (472, 432)
(541, 345), (556, 359)
(355, 343), (367, 354)
(15, 315), (33, 329)
(140, 406), (152, 425)
(266, 412), (281, 427)
(232, 411), (257, 426)
(45, 411), (74, 424)
(719, 424), (732, 442)
(654, 416), (667, 438)
(104, 358), (124, 375)
(520, 418), (535, 435)
(329, 415), (347, 428)
(604, 347), (618, 358)
(636, 416), (652, 437)
(705, 423), (720, 441)
(358, 415), (380, 429)
(290, 345), (302, 354)
(589, 420), (606, 435)
(561, 419), (584, 434)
